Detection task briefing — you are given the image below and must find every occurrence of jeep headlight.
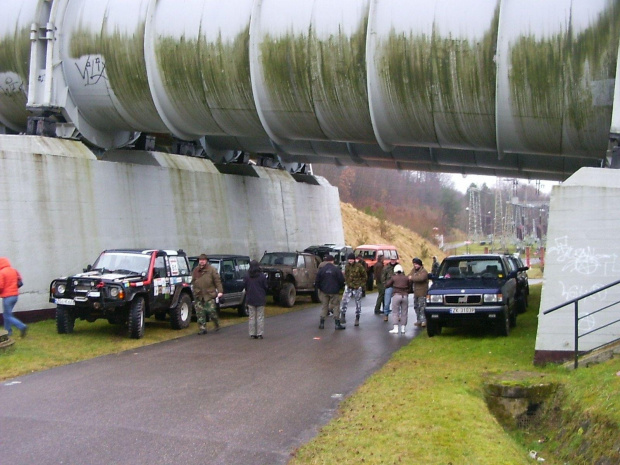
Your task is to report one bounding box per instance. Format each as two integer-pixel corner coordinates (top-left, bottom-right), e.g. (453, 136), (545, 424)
(109, 287), (119, 298)
(427, 295), (443, 304)
(275, 272), (281, 278)
(483, 293), (502, 303)
(56, 283), (66, 295)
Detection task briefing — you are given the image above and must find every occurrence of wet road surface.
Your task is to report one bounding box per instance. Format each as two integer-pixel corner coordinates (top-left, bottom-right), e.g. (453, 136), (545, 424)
(1, 296), (421, 465)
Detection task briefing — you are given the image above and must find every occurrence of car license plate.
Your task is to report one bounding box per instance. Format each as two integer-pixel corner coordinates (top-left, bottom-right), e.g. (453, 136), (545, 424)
(450, 307), (475, 314)
(56, 298), (75, 306)
(88, 291), (101, 297)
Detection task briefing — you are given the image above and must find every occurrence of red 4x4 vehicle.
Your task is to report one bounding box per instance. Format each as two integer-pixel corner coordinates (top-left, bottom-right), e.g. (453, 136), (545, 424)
(354, 244), (399, 290)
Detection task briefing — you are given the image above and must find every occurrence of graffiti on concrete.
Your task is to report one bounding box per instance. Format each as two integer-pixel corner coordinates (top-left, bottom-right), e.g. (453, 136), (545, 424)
(548, 236), (619, 276)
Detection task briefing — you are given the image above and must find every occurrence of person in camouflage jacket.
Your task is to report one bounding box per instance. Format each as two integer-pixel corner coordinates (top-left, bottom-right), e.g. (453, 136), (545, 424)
(340, 253), (367, 326)
(191, 254), (223, 335)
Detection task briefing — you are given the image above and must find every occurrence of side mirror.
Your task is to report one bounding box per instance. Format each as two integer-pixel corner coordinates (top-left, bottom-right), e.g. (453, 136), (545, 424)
(518, 266), (529, 272)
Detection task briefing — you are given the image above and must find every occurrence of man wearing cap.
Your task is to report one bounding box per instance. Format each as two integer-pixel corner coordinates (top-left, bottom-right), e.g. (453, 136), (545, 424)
(191, 254), (223, 335)
(315, 255), (346, 330)
(381, 257), (398, 322)
(385, 264), (412, 334)
(340, 253), (366, 326)
(409, 257), (429, 327)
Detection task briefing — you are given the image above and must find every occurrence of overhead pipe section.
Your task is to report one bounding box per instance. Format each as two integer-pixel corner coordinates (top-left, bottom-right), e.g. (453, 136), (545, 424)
(0, 0), (618, 180)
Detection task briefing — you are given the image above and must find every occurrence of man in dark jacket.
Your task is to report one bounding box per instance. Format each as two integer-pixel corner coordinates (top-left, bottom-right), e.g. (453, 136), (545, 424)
(409, 257), (429, 327)
(191, 254), (223, 335)
(315, 255), (346, 330)
(243, 260), (268, 339)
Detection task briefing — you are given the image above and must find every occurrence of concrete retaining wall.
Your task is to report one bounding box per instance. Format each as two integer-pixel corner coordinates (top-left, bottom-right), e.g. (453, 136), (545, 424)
(535, 167), (620, 363)
(0, 135), (344, 314)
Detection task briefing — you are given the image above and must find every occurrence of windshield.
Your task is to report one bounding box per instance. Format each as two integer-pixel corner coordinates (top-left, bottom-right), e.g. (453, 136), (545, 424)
(260, 253), (297, 266)
(439, 258), (505, 279)
(93, 252), (151, 275)
(355, 249), (376, 260)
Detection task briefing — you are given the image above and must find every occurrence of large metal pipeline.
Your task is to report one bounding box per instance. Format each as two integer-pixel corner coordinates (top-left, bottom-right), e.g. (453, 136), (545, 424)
(0, 0), (618, 180)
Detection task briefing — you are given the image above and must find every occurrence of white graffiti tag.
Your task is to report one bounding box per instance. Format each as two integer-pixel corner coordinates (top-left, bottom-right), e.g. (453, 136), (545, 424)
(547, 236), (619, 276)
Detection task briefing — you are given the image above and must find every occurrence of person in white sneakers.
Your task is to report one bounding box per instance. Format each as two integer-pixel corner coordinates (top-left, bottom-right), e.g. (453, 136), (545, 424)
(384, 264), (411, 334)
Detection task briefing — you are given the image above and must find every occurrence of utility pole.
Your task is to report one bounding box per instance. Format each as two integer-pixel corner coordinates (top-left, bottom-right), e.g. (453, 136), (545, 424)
(467, 187), (482, 241)
(493, 179), (504, 250)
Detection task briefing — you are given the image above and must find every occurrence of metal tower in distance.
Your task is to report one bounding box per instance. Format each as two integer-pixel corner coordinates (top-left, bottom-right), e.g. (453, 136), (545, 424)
(467, 187), (482, 241)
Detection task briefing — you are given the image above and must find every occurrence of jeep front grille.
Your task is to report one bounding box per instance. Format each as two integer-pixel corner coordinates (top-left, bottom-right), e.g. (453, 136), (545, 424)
(444, 294), (482, 305)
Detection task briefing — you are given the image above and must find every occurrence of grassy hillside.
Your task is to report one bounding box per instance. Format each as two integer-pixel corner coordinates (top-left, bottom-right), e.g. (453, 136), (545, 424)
(341, 202), (446, 268)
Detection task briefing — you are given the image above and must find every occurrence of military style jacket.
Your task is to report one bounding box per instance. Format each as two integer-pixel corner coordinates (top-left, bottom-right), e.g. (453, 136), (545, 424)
(344, 262), (367, 289)
(191, 264), (223, 301)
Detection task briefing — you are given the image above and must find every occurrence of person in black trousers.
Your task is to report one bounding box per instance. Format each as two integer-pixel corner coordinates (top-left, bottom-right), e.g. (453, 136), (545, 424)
(315, 255), (346, 330)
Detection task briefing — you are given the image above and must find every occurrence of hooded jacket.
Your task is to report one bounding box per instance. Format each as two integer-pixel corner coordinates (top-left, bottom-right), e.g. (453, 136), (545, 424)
(0, 257), (21, 298)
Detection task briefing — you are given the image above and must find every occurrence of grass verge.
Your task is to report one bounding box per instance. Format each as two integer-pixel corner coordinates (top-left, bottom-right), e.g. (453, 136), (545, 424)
(288, 285), (620, 465)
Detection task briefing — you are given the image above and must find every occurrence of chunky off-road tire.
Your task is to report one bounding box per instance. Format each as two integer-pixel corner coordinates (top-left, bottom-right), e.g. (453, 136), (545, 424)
(237, 297), (249, 317)
(516, 294), (528, 314)
(509, 305), (517, 328)
(311, 288), (320, 303)
(497, 308), (510, 337)
(56, 305), (75, 334)
(426, 321), (442, 337)
(170, 293), (192, 329)
(279, 283), (296, 307)
(128, 296), (146, 339)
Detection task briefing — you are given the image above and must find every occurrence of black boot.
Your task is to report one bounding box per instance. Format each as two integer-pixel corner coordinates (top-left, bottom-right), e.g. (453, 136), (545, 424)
(354, 315), (360, 326)
(319, 318), (325, 329)
(335, 319), (346, 330)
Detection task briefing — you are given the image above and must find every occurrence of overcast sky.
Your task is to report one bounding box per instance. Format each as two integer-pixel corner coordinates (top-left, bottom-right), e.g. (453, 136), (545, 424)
(448, 173), (557, 194)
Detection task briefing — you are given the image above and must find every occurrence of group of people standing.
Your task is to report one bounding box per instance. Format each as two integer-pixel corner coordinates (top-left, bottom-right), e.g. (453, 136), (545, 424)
(191, 254), (268, 339)
(315, 252), (431, 334)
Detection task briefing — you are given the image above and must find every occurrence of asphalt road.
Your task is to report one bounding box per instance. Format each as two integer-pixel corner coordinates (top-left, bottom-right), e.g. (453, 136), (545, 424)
(1, 295), (419, 465)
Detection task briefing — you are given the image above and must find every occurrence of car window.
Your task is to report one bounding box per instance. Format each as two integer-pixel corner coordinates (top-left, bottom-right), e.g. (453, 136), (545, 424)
(237, 259), (250, 277)
(175, 256), (190, 275)
(356, 250), (376, 260)
(93, 252), (151, 274)
(221, 260), (236, 278)
(297, 255), (305, 267)
(440, 259), (505, 278)
(208, 260), (221, 272)
(154, 256), (167, 277)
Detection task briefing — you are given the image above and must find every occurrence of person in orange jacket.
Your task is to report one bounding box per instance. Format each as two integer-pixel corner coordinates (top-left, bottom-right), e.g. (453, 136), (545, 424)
(0, 257), (27, 337)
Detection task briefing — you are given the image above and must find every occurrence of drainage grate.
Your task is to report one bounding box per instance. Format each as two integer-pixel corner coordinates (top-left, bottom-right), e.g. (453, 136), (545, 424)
(517, 402), (542, 429)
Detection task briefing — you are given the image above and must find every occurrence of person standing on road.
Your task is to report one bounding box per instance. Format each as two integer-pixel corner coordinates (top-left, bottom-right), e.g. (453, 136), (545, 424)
(340, 253), (366, 326)
(191, 254), (223, 335)
(431, 256), (440, 275)
(381, 257), (398, 322)
(385, 264), (411, 334)
(409, 258), (429, 327)
(0, 257), (27, 338)
(243, 260), (268, 339)
(355, 254), (369, 297)
(315, 255), (346, 330)
(373, 254), (385, 315)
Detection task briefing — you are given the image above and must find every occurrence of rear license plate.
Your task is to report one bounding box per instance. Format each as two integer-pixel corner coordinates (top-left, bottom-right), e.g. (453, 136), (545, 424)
(450, 307), (475, 314)
(55, 298), (75, 306)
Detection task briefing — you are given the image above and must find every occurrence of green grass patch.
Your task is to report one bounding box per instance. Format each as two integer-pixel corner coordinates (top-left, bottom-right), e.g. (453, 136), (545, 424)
(289, 285), (620, 464)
